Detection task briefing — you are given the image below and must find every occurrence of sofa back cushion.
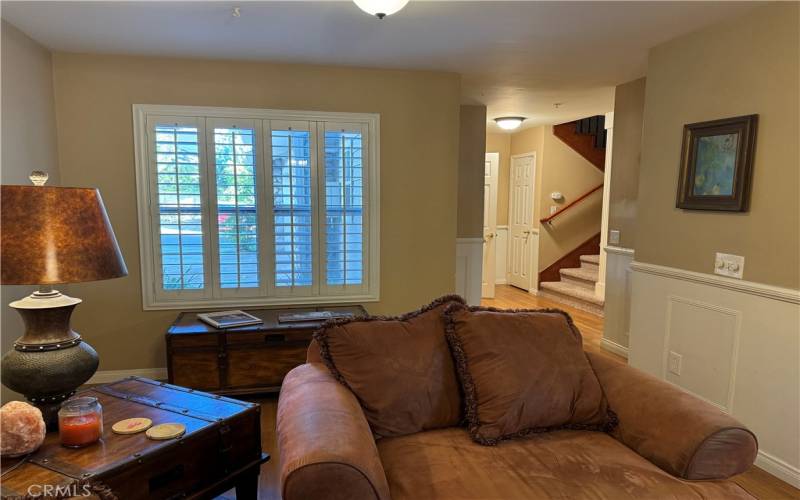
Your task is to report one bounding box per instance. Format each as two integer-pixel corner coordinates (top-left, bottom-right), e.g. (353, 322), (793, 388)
(444, 304), (616, 445)
(313, 295), (465, 438)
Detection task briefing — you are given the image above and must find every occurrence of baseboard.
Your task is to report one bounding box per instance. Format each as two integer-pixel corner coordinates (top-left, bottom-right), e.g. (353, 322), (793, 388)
(755, 450), (800, 488)
(600, 338), (629, 358)
(495, 279), (507, 285)
(88, 368), (168, 385)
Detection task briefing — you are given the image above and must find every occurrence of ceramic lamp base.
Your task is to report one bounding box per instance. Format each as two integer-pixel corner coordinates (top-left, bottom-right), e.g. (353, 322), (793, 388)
(1, 290), (99, 429)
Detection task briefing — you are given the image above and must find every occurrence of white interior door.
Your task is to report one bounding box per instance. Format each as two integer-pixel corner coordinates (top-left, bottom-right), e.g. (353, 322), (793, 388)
(481, 153), (499, 298)
(509, 153), (536, 291)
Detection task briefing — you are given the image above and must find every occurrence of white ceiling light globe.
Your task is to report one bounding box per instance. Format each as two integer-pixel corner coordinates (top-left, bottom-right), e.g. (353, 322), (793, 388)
(495, 117), (526, 130)
(353, 0), (410, 19)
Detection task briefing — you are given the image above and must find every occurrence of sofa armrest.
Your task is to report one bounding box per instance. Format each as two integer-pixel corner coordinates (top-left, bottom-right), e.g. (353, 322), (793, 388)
(277, 363), (391, 500)
(587, 352), (757, 480)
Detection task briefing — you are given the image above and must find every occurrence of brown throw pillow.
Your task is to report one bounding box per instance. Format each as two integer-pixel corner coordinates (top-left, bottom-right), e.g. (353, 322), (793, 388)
(444, 303), (617, 445)
(313, 295), (465, 438)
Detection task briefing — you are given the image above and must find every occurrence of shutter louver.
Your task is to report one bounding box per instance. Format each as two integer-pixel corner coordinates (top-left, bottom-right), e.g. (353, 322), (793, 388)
(214, 127), (259, 289)
(324, 129), (364, 286)
(154, 125), (205, 290)
(271, 128), (313, 288)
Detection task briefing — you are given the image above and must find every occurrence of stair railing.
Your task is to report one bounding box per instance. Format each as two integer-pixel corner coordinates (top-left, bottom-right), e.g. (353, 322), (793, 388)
(540, 183), (604, 225)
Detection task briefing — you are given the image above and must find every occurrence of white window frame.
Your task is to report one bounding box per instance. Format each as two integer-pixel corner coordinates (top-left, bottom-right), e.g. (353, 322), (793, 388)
(133, 104), (380, 310)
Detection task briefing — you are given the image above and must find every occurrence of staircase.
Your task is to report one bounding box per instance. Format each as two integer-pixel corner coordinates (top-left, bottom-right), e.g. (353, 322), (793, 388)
(553, 115), (607, 170)
(536, 116), (607, 317)
(539, 254), (604, 316)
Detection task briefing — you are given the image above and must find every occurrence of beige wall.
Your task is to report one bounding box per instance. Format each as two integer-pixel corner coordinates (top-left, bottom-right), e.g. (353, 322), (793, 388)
(457, 105), (487, 238)
(51, 53), (461, 371)
(608, 78), (646, 250)
(1, 21), (61, 402)
(485, 132), (511, 226)
(636, 2), (799, 289)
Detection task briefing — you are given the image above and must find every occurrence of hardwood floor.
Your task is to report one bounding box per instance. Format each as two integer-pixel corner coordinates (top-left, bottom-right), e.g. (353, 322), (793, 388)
(239, 285), (798, 500)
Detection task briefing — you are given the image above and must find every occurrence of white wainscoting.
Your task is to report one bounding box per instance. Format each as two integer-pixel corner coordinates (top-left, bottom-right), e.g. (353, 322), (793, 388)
(495, 226), (508, 284)
(629, 261), (800, 487)
(601, 246), (634, 358)
(456, 238), (483, 306)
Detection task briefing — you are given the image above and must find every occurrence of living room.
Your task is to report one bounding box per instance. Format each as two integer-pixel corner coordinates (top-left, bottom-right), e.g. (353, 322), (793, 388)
(1, 1), (798, 499)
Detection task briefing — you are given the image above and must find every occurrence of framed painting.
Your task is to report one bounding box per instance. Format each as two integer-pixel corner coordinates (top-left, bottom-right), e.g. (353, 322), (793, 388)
(676, 114), (758, 211)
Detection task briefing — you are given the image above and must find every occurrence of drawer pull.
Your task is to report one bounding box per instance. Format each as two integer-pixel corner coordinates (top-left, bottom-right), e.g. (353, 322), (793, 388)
(264, 334), (286, 343)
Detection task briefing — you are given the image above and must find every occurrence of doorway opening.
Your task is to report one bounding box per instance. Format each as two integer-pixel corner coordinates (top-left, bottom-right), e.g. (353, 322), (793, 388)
(481, 151), (538, 298)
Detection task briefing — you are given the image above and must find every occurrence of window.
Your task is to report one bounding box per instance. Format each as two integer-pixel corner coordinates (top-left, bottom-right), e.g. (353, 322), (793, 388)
(134, 105), (379, 309)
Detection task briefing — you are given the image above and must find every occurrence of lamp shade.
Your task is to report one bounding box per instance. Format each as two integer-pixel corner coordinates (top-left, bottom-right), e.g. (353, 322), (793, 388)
(1, 186), (127, 285)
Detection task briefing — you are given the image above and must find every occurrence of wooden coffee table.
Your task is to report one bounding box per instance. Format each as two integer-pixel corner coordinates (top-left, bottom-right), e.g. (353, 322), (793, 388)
(1, 377), (268, 499)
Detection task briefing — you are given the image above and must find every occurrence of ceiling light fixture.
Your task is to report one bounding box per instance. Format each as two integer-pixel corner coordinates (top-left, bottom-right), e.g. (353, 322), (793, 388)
(353, 0), (409, 19)
(494, 116), (526, 131)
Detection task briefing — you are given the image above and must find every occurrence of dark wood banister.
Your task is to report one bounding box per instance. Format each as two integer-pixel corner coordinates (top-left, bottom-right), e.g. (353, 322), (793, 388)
(539, 183), (604, 224)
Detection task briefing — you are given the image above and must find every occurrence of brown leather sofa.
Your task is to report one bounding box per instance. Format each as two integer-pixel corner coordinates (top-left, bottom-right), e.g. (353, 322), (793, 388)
(277, 344), (758, 500)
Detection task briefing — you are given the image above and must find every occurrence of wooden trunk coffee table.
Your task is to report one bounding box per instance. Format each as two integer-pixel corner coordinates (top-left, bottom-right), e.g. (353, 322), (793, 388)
(1, 377), (268, 499)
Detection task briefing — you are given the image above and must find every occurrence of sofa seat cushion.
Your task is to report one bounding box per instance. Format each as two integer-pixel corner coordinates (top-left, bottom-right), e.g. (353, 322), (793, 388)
(444, 304), (614, 445)
(314, 295), (465, 438)
(376, 427), (754, 500)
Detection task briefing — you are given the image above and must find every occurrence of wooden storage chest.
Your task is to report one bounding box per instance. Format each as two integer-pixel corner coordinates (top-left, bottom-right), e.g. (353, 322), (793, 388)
(166, 306), (366, 395)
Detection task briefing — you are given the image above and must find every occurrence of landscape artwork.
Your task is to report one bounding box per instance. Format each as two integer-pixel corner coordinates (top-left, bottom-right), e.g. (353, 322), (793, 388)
(676, 114), (758, 211)
(692, 133), (738, 196)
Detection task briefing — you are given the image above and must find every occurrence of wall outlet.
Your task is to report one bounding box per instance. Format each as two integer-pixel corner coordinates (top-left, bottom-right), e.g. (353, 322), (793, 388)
(714, 253), (744, 279)
(608, 229), (620, 245)
(668, 351), (682, 376)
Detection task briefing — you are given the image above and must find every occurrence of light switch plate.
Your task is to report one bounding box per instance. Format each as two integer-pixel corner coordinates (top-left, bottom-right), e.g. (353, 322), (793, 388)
(714, 253), (744, 279)
(608, 230), (620, 245)
(550, 205), (558, 215)
(668, 351), (682, 376)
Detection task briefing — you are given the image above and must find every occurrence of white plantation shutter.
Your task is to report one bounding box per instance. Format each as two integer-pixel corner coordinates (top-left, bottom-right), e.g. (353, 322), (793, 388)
(207, 118), (266, 298)
(147, 115), (213, 302)
(134, 105), (379, 309)
(267, 121), (318, 296)
(320, 122), (369, 295)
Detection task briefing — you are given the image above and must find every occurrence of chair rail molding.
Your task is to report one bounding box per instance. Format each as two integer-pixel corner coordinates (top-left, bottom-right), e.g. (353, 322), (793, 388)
(630, 261), (800, 304)
(456, 237), (483, 306)
(604, 245), (635, 256)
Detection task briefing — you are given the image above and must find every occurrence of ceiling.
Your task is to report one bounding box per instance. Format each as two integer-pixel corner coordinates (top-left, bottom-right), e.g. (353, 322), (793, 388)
(2, 1), (757, 131)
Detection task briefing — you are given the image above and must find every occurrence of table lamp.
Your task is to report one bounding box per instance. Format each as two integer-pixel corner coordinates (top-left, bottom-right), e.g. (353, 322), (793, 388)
(1, 172), (127, 426)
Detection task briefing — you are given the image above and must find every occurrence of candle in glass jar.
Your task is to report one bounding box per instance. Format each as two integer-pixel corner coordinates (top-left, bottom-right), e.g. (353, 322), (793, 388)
(58, 397), (103, 448)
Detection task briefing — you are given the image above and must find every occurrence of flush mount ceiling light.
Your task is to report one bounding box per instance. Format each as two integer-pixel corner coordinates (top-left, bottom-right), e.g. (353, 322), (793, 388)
(353, 0), (409, 19)
(495, 116), (527, 130)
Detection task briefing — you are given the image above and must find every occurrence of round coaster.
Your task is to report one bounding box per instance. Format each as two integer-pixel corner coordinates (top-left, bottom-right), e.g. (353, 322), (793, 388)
(112, 417), (152, 435)
(145, 423), (186, 441)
